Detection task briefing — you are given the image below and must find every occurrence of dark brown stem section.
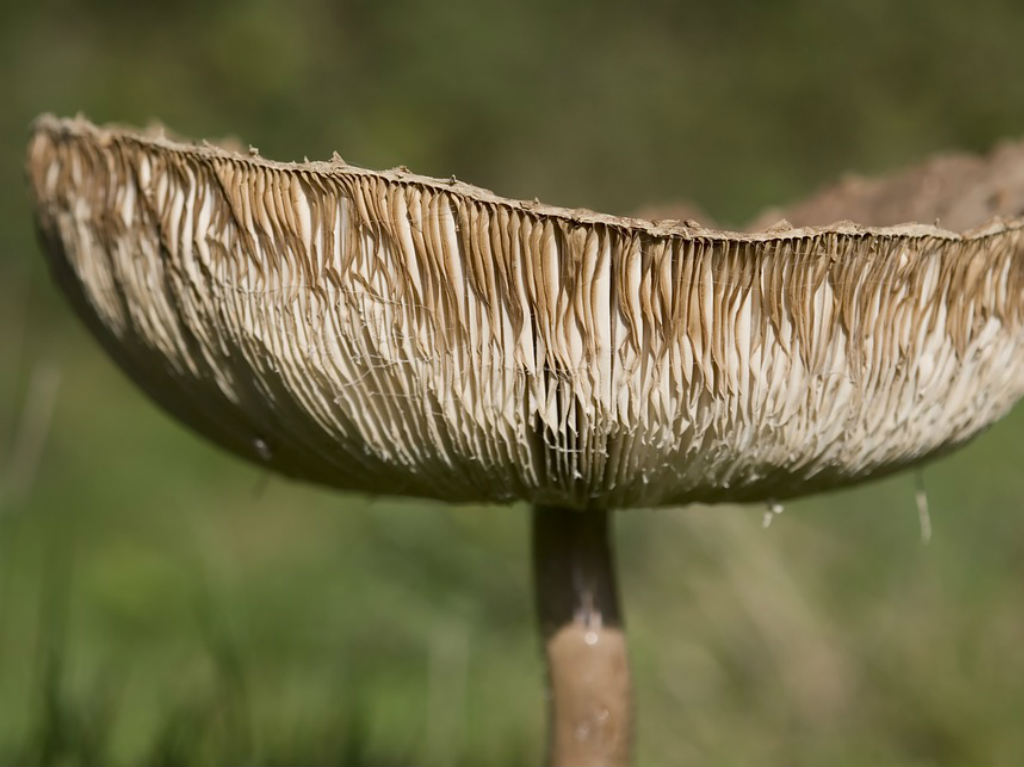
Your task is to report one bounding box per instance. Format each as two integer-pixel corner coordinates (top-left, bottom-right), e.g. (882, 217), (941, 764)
(532, 505), (631, 767)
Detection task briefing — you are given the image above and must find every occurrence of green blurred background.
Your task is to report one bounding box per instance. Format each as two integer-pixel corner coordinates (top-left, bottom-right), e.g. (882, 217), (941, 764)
(3, 1), (1024, 763)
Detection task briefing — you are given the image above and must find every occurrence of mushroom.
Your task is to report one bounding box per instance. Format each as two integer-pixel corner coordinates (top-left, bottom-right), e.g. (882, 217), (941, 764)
(27, 115), (1024, 766)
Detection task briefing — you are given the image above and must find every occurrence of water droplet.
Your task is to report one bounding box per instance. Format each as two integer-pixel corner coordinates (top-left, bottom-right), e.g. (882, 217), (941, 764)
(762, 500), (784, 529)
(584, 630), (599, 646)
(253, 437), (272, 462)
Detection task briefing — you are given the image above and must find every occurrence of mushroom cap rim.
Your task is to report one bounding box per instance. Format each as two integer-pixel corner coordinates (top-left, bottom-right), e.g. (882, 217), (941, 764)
(32, 113), (1024, 245)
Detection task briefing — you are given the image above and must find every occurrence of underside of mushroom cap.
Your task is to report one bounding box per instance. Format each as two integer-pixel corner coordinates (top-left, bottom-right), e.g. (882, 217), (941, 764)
(26, 115), (1024, 509)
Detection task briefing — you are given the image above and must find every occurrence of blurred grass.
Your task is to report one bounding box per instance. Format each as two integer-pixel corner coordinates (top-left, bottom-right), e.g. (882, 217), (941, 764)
(3, 0), (1024, 763)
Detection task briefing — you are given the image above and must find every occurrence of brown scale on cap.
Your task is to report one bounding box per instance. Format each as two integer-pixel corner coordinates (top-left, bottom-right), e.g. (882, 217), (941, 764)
(750, 139), (1024, 232)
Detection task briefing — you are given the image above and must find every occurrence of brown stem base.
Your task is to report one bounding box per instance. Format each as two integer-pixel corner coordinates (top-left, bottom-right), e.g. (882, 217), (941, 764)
(532, 505), (632, 767)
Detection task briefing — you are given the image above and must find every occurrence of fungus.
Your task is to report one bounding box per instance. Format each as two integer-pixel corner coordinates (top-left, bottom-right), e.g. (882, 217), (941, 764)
(27, 115), (1024, 766)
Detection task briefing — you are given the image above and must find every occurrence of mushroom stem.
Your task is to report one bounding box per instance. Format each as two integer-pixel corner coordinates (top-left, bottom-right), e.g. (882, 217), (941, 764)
(532, 505), (631, 767)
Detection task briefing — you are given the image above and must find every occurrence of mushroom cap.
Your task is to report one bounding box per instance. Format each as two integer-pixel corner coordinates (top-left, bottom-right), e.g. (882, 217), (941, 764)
(27, 115), (1024, 509)
(749, 139), (1024, 232)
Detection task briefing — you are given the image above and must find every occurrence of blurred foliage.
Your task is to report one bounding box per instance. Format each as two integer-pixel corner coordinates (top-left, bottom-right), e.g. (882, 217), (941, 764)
(3, 0), (1024, 764)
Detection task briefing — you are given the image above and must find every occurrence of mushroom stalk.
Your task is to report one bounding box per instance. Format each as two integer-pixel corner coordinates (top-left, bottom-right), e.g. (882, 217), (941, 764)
(532, 505), (631, 766)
